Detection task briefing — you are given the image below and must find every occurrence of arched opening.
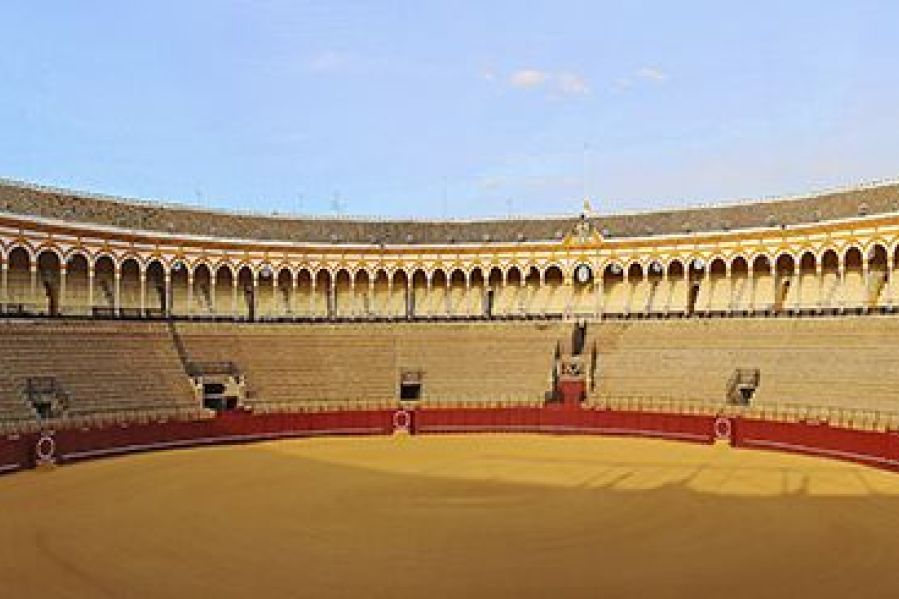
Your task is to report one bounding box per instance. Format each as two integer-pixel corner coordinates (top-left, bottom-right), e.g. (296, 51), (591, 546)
(821, 249), (840, 311)
(36, 251), (61, 316)
(238, 266), (255, 320)
(486, 267), (503, 318)
(5, 247), (31, 312)
(392, 270), (410, 318)
(625, 263), (645, 315)
(522, 266), (541, 314)
(774, 254), (796, 311)
(797, 252), (817, 312)
(169, 260), (189, 317)
(750, 255), (772, 313)
(602, 263), (625, 315)
(120, 258), (142, 315)
(730, 257), (750, 312)
(707, 258), (728, 313)
(145, 260), (166, 316)
(430, 269), (448, 317)
(214, 265), (234, 318)
(687, 258), (706, 316)
(275, 268), (293, 317)
(256, 265), (275, 319)
(506, 266), (523, 316)
(448, 269), (466, 316)
(193, 263), (213, 316)
(644, 261), (663, 314)
(372, 270), (390, 317)
(65, 253), (90, 315)
(543, 265), (564, 316)
(354, 270), (371, 317)
(295, 269), (313, 317)
(314, 270), (333, 318)
(94, 256), (116, 314)
(665, 260), (686, 314)
(334, 269), (353, 317)
(843, 247), (864, 310)
(867, 244), (889, 308)
(411, 269), (428, 318)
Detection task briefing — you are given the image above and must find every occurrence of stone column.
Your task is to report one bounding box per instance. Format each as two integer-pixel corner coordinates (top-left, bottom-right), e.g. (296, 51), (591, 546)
(186, 271), (194, 317)
(58, 266), (67, 316)
(838, 266), (846, 311)
(816, 264), (824, 311)
(114, 267), (122, 315)
(164, 271), (172, 316)
(140, 273), (147, 315)
(209, 273), (217, 315)
(88, 268), (95, 313)
(29, 264), (38, 311)
(0, 259), (7, 306)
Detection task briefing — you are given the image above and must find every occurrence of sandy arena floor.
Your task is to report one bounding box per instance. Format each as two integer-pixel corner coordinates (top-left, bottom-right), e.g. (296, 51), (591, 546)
(1, 434), (898, 598)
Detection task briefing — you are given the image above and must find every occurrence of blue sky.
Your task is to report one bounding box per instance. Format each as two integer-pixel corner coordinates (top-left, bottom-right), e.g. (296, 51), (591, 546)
(2, 1), (898, 218)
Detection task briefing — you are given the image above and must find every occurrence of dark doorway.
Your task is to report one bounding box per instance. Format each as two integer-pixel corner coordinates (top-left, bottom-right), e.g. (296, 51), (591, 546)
(400, 382), (421, 400)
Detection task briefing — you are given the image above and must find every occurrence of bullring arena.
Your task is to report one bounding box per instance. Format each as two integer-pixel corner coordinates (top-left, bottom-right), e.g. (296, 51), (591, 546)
(3, 177), (899, 597)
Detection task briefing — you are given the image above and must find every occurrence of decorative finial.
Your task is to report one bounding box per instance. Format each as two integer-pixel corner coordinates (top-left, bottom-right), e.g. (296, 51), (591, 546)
(582, 196), (593, 215)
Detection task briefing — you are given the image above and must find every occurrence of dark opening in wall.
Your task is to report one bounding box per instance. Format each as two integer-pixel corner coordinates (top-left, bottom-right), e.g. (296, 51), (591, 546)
(400, 383), (421, 401)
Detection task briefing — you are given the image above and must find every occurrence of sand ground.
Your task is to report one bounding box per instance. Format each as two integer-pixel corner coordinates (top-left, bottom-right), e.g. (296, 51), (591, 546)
(1, 434), (898, 598)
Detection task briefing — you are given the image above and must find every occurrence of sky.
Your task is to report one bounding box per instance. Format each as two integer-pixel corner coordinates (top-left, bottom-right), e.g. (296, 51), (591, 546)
(2, 1), (899, 218)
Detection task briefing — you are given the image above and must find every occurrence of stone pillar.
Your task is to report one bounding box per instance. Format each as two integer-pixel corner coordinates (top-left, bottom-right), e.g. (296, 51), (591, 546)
(816, 265), (824, 311)
(113, 267), (121, 315)
(232, 276), (239, 319)
(140, 273), (147, 315)
(29, 264), (38, 310)
(0, 259), (7, 306)
(88, 268), (95, 313)
(164, 271), (172, 316)
(271, 273), (278, 318)
(58, 266), (67, 316)
(209, 273), (217, 315)
(251, 272), (259, 320)
(747, 266), (755, 312)
(703, 269), (713, 313)
(186, 271), (194, 317)
(330, 278), (337, 319)
(309, 279), (316, 317)
(838, 267), (846, 311)
(862, 261), (871, 309)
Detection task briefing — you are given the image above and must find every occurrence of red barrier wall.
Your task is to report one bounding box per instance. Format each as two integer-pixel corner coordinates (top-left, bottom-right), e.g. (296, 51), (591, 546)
(412, 406), (716, 444)
(1, 408), (898, 476)
(731, 418), (899, 472)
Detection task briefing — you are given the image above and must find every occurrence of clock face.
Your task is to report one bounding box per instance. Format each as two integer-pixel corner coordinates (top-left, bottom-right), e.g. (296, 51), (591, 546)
(575, 264), (592, 283)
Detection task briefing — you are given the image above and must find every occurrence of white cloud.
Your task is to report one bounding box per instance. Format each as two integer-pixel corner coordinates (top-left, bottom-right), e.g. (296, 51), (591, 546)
(636, 67), (668, 82)
(509, 69), (549, 88)
(494, 68), (589, 97)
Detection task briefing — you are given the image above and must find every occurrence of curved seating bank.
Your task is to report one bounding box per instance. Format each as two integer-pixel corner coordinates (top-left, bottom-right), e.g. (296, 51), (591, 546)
(2, 406), (898, 476)
(2, 179), (899, 476)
